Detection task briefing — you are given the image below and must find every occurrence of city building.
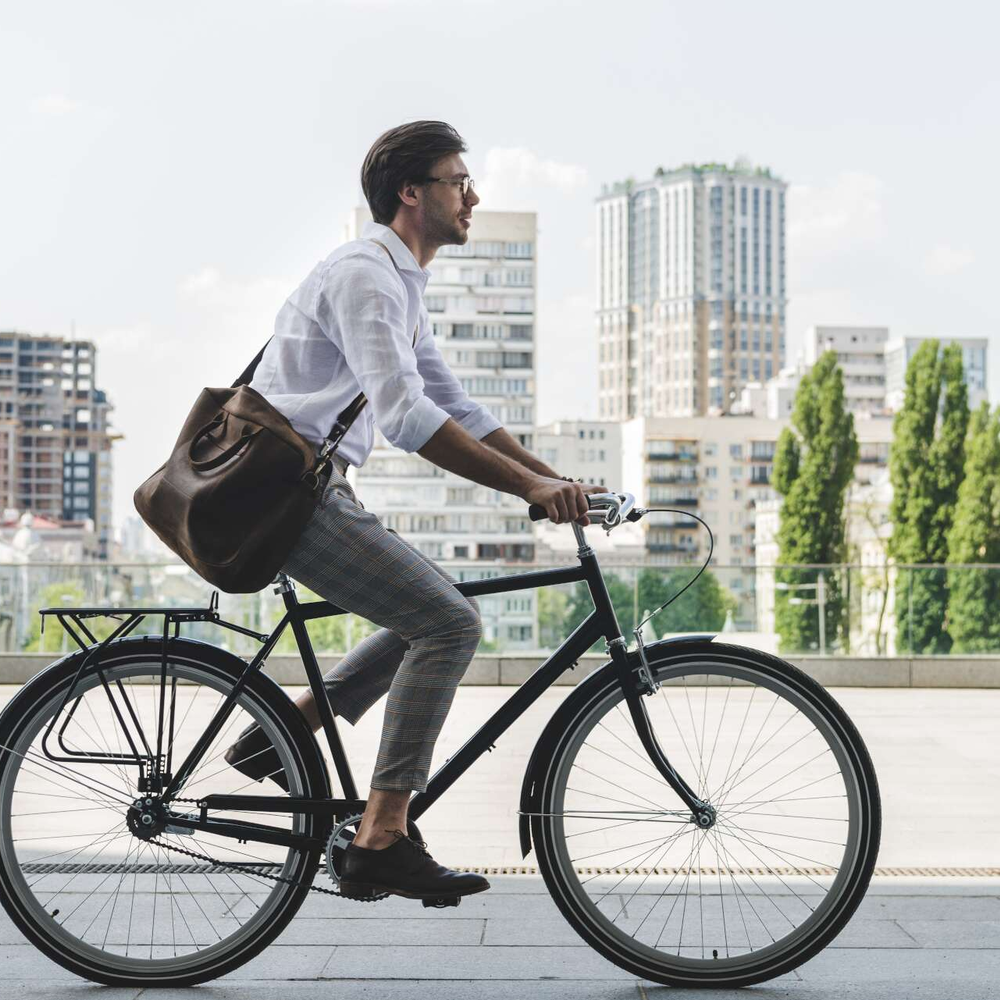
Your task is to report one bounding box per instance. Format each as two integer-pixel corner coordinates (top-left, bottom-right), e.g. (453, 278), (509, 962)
(619, 415), (787, 569)
(595, 161), (788, 420)
(885, 336), (988, 412)
(732, 362), (807, 420)
(805, 325), (890, 415)
(0, 332), (117, 558)
(347, 209), (539, 650)
(535, 420), (621, 489)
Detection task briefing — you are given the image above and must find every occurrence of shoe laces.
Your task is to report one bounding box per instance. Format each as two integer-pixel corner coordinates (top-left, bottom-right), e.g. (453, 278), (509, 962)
(389, 829), (430, 857)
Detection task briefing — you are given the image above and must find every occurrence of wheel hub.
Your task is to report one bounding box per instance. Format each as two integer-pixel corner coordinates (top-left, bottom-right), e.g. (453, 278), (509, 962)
(127, 796), (167, 840)
(693, 804), (717, 830)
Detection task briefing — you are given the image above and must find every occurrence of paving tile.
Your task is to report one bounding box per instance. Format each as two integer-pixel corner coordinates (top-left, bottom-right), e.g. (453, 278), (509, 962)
(275, 917), (484, 946)
(895, 919), (1000, 949)
(218, 944), (335, 980)
(798, 946), (1000, 982)
(142, 982), (641, 1000)
(320, 944), (634, 980)
(0, 945), (77, 980)
(483, 917), (583, 947)
(857, 895), (1000, 920)
(297, 890), (565, 921)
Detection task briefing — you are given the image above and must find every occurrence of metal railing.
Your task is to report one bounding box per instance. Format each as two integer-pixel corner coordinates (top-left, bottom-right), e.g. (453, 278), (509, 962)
(2, 560), (999, 659)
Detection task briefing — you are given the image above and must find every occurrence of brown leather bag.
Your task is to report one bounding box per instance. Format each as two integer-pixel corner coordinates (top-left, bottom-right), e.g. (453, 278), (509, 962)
(134, 240), (406, 594)
(133, 348), (368, 594)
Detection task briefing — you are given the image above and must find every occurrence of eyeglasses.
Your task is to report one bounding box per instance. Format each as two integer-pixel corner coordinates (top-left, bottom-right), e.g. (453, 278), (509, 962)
(420, 175), (475, 199)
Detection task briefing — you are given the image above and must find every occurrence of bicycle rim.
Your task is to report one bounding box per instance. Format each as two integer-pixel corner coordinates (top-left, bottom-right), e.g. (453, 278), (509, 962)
(534, 648), (879, 986)
(0, 654), (318, 983)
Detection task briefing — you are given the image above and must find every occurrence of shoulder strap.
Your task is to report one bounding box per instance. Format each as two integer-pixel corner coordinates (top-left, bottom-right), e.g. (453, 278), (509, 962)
(232, 342), (269, 388)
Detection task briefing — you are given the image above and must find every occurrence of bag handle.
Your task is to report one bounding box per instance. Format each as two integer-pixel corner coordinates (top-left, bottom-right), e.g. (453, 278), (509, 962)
(189, 419), (262, 471)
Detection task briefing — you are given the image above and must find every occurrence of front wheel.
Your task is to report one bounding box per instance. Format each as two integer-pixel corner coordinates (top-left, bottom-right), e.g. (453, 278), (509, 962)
(531, 641), (881, 988)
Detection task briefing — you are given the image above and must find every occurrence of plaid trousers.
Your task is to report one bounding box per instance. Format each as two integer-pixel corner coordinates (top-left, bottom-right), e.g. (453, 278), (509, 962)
(280, 460), (482, 792)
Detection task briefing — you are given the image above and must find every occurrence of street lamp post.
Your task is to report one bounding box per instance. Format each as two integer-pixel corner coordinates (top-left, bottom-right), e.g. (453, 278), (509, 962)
(775, 571), (827, 654)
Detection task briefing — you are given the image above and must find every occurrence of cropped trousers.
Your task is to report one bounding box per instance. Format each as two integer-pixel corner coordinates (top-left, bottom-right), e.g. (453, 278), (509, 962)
(280, 459), (482, 793)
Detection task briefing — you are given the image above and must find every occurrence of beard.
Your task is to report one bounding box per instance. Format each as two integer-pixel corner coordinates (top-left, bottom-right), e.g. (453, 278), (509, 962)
(424, 201), (469, 247)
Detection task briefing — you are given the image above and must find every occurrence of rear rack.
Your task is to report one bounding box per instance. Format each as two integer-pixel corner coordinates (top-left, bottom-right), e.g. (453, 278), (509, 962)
(36, 591), (272, 792)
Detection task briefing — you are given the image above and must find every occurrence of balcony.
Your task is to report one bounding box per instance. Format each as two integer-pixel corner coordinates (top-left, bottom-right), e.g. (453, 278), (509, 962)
(648, 474), (699, 485)
(647, 543), (699, 554)
(647, 451), (698, 462)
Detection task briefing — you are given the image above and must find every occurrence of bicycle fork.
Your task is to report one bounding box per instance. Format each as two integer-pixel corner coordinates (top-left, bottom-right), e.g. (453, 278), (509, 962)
(607, 635), (717, 831)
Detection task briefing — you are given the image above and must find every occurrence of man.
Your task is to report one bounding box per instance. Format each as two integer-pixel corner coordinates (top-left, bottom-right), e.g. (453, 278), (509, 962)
(225, 121), (597, 902)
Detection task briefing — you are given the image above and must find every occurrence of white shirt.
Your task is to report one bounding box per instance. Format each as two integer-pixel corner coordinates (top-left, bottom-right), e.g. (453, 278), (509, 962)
(250, 221), (502, 468)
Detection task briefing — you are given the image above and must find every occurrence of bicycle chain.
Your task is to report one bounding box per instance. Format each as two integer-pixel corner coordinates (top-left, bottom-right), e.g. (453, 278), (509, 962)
(146, 798), (385, 902)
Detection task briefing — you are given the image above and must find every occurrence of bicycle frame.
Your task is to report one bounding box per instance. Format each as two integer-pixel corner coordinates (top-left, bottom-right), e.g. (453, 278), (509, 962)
(52, 525), (709, 850)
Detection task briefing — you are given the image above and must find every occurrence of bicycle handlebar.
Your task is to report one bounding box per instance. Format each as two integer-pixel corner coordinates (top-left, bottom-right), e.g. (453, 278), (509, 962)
(527, 492), (639, 532)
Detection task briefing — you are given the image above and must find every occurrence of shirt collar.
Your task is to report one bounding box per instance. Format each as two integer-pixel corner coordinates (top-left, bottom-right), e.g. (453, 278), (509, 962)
(361, 221), (430, 279)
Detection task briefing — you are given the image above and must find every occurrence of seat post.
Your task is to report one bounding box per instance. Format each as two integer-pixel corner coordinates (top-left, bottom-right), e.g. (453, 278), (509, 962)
(274, 573), (299, 610)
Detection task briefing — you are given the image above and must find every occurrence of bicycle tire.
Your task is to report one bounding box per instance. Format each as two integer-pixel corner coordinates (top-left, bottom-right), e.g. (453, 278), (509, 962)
(0, 636), (329, 987)
(531, 640), (881, 988)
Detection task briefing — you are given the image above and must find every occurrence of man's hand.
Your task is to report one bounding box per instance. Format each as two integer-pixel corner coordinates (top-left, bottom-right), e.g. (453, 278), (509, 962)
(522, 476), (605, 526)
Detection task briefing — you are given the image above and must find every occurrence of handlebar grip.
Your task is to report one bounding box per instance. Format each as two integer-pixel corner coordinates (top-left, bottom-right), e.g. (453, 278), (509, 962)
(527, 504), (548, 521)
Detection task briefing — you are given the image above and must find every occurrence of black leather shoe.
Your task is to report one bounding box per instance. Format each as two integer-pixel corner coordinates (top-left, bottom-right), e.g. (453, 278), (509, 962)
(223, 722), (289, 792)
(339, 830), (490, 902)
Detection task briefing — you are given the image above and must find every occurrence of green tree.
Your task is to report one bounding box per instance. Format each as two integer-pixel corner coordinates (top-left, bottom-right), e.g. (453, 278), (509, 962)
(560, 568), (733, 651)
(22, 581), (117, 652)
(563, 573), (637, 651)
(947, 402), (1000, 652)
(537, 586), (570, 649)
(889, 342), (969, 653)
(636, 568), (734, 636)
(268, 586), (377, 655)
(772, 351), (858, 653)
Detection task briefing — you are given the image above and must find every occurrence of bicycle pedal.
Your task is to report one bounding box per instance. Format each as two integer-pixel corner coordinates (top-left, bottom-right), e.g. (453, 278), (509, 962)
(421, 896), (461, 908)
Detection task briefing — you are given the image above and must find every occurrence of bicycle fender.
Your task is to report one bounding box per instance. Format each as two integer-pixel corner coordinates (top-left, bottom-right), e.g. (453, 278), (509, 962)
(517, 634), (716, 858)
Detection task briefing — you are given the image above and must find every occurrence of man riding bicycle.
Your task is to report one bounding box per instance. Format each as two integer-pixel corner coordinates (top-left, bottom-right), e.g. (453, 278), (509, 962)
(224, 120), (600, 902)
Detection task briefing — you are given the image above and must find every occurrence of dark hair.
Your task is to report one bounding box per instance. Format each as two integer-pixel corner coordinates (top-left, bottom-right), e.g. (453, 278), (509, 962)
(361, 121), (467, 225)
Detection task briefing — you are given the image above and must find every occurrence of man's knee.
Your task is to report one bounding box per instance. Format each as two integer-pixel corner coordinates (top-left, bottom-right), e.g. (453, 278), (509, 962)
(456, 599), (483, 644)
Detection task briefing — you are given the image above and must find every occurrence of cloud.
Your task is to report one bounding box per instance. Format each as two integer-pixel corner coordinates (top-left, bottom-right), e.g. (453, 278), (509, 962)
(475, 147), (588, 210)
(789, 171), (886, 243)
(178, 266), (223, 296)
(30, 94), (82, 116)
(923, 243), (974, 277)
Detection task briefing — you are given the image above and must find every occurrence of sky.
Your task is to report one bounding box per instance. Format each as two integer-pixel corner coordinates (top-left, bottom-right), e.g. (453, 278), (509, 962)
(1, 0), (997, 531)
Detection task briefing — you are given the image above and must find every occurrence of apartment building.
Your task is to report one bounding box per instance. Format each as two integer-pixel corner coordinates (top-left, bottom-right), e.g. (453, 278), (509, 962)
(347, 209), (539, 649)
(596, 162), (788, 420)
(0, 332), (116, 558)
(618, 414), (893, 565)
(805, 325), (890, 415)
(885, 335), (988, 411)
(535, 420), (621, 489)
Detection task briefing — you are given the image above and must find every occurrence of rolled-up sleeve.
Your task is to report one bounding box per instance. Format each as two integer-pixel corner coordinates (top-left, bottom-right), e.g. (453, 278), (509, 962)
(415, 311), (503, 441)
(320, 259), (451, 452)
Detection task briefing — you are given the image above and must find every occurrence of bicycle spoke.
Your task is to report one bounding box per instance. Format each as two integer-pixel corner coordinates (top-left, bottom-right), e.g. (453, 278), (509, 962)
(0, 656), (315, 974)
(540, 657), (871, 982)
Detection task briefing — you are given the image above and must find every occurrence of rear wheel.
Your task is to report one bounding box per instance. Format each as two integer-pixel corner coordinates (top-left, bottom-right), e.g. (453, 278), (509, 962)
(532, 642), (881, 988)
(0, 638), (327, 986)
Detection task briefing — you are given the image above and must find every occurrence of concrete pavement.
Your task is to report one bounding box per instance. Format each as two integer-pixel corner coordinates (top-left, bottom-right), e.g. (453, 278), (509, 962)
(0, 685), (996, 996)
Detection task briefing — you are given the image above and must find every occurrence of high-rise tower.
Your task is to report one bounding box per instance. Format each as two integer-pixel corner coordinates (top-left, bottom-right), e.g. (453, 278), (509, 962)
(596, 162), (787, 419)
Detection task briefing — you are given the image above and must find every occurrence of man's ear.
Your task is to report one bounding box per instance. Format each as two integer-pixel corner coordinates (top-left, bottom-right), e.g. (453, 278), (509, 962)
(398, 180), (421, 209)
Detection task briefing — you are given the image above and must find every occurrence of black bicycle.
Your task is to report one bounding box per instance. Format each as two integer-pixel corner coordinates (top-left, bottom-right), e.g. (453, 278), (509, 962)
(0, 492), (880, 988)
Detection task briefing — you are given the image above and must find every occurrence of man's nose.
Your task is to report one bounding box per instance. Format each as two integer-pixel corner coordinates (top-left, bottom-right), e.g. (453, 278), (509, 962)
(466, 186), (480, 207)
